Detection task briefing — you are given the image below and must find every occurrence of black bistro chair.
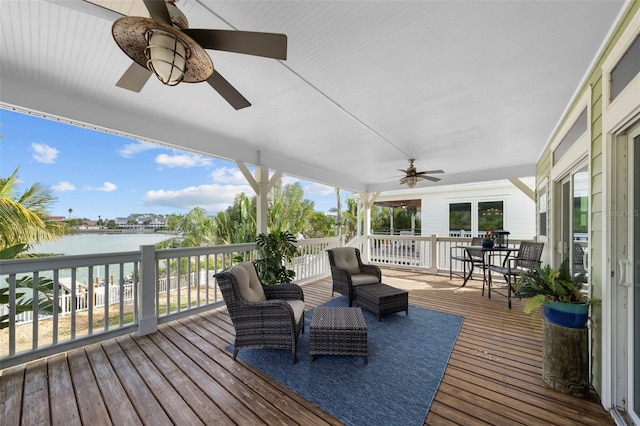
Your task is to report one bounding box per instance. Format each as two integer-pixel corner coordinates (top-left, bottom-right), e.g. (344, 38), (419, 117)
(486, 241), (544, 308)
(449, 237), (484, 281)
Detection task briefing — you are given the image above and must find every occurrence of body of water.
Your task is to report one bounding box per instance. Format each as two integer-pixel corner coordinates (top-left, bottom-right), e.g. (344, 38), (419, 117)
(29, 233), (173, 256)
(23, 233), (174, 286)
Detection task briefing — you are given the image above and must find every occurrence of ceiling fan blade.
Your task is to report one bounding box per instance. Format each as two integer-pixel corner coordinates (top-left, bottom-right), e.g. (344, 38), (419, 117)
(116, 62), (152, 92)
(142, 0), (171, 25)
(421, 176), (442, 182)
(207, 70), (251, 110)
(184, 29), (287, 60)
(415, 170), (445, 175)
(51, 1), (125, 20)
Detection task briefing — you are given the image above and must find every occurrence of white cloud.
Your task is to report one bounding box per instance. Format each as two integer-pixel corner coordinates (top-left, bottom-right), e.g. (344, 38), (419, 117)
(143, 183), (252, 214)
(304, 181), (335, 196)
(118, 141), (159, 158)
(281, 175), (299, 185)
(155, 153), (213, 168)
(31, 143), (59, 164)
(210, 167), (248, 185)
(95, 182), (117, 192)
(51, 181), (75, 192)
(280, 176), (335, 196)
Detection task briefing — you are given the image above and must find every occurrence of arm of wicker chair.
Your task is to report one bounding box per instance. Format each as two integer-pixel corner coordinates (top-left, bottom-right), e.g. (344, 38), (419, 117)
(263, 283), (304, 301)
(359, 264), (381, 280)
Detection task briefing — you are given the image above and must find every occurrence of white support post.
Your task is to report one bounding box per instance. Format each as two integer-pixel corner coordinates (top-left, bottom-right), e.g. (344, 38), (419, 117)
(429, 234), (438, 274)
(256, 166), (270, 235)
(359, 192), (380, 263)
(138, 244), (157, 336)
(236, 159), (281, 236)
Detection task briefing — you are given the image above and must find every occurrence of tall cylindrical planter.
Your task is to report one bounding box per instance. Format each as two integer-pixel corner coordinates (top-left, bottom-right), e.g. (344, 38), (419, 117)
(543, 301), (589, 328)
(541, 318), (588, 397)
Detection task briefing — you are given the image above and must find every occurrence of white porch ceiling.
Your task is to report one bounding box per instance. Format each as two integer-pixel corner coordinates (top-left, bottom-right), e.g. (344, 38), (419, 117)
(0, 0), (627, 193)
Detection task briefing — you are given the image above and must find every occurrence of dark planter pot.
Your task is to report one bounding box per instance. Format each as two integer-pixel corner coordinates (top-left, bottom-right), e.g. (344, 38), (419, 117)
(481, 240), (494, 248)
(543, 301), (589, 329)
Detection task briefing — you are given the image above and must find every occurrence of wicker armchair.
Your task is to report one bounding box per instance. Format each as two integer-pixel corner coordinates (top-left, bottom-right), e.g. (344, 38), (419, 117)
(327, 247), (381, 306)
(215, 262), (305, 363)
(486, 241), (544, 308)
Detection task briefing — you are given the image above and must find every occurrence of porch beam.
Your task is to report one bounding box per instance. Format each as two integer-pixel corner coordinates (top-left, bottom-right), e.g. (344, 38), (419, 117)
(235, 160), (282, 235)
(509, 178), (535, 201)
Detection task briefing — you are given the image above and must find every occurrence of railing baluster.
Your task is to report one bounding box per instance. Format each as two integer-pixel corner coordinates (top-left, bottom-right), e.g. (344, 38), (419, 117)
(71, 268), (77, 340)
(32, 271), (40, 350)
(88, 266), (94, 335)
(118, 263), (125, 327)
(104, 264), (109, 332)
(8, 274), (16, 356)
(53, 269), (60, 345)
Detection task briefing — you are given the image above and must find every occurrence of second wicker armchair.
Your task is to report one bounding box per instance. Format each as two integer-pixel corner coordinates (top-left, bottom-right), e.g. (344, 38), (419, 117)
(327, 247), (381, 306)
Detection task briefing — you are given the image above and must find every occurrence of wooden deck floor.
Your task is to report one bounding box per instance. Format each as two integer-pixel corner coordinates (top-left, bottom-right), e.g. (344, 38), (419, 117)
(1, 269), (615, 425)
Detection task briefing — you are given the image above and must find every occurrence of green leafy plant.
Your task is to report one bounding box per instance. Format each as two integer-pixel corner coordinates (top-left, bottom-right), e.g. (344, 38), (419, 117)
(255, 231), (298, 285)
(513, 258), (598, 315)
(0, 275), (59, 329)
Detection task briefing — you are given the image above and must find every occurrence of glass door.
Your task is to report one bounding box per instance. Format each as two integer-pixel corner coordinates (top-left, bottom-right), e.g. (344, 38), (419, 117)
(557, 163), (589, 277)
(614, 127), (640, 422)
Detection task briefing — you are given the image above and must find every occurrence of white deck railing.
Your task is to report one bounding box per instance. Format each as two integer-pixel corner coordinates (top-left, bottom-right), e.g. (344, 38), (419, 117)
(0, 235), (523, 368)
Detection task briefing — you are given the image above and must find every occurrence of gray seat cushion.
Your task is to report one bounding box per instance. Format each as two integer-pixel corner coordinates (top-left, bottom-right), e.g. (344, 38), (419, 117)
(285, 299), (306, 323)
(351, 274), (380, 286)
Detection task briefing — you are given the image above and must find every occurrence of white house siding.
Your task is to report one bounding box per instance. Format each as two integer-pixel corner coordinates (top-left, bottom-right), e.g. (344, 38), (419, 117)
(377, 178), (536, 239)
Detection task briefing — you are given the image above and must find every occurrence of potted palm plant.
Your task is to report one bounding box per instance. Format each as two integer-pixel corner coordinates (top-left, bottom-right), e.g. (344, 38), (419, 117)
(254, 230), (298, 285)
(513, 258), (600, 397)
(513, 258), (598, 328)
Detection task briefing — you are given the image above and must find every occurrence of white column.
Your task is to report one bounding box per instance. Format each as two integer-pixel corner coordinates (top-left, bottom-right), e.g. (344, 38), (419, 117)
(138, 244), (157, 336)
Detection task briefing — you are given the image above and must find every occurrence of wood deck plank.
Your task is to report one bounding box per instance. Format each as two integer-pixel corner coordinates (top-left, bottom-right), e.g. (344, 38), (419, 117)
(130, 333), (235, 425)
(115, 335), (205, 426)
(0, 270), (615, 426)
(146, 329), (268, 425)
(161, 321), (299, 426)
(47, 353), (82, 426)
(22, 359), (50, 425)
(180, 316), (341, 426)
(0, 365), (24, 425)
(83, 343), (142, 425)
(100, 338), (174, 426)
(66, 348), (112, 425)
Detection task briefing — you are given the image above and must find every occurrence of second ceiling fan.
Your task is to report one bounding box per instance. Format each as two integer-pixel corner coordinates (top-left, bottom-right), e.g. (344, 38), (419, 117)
(107, 0), (287, 109)
(397, 159), (444, 188)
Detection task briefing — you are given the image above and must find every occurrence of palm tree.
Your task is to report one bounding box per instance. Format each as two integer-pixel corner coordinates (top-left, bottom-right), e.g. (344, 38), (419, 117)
(0, 167), (67, 255)
(67, 208), (73, 219)
(268, 182), (314, 235)
(157, 207), (219, 249)
(0, 167), (66, 328)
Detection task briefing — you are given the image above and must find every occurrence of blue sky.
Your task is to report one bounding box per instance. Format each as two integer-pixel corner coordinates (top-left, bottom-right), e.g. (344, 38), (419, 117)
(1, 108), (348, 220)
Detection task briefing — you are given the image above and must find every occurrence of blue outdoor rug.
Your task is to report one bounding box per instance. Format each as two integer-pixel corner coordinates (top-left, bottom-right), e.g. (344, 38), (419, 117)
(228, 296), (464, 426)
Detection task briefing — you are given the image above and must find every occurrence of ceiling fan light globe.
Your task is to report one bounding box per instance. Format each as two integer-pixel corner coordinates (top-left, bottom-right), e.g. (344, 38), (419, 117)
(145, 29), (189, 86)
(406, 176), (417, 188)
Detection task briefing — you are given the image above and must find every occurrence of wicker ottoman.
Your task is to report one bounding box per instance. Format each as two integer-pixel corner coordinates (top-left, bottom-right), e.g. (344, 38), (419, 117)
(354, 283), (409, 321)
(310, 307), (368, 363)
